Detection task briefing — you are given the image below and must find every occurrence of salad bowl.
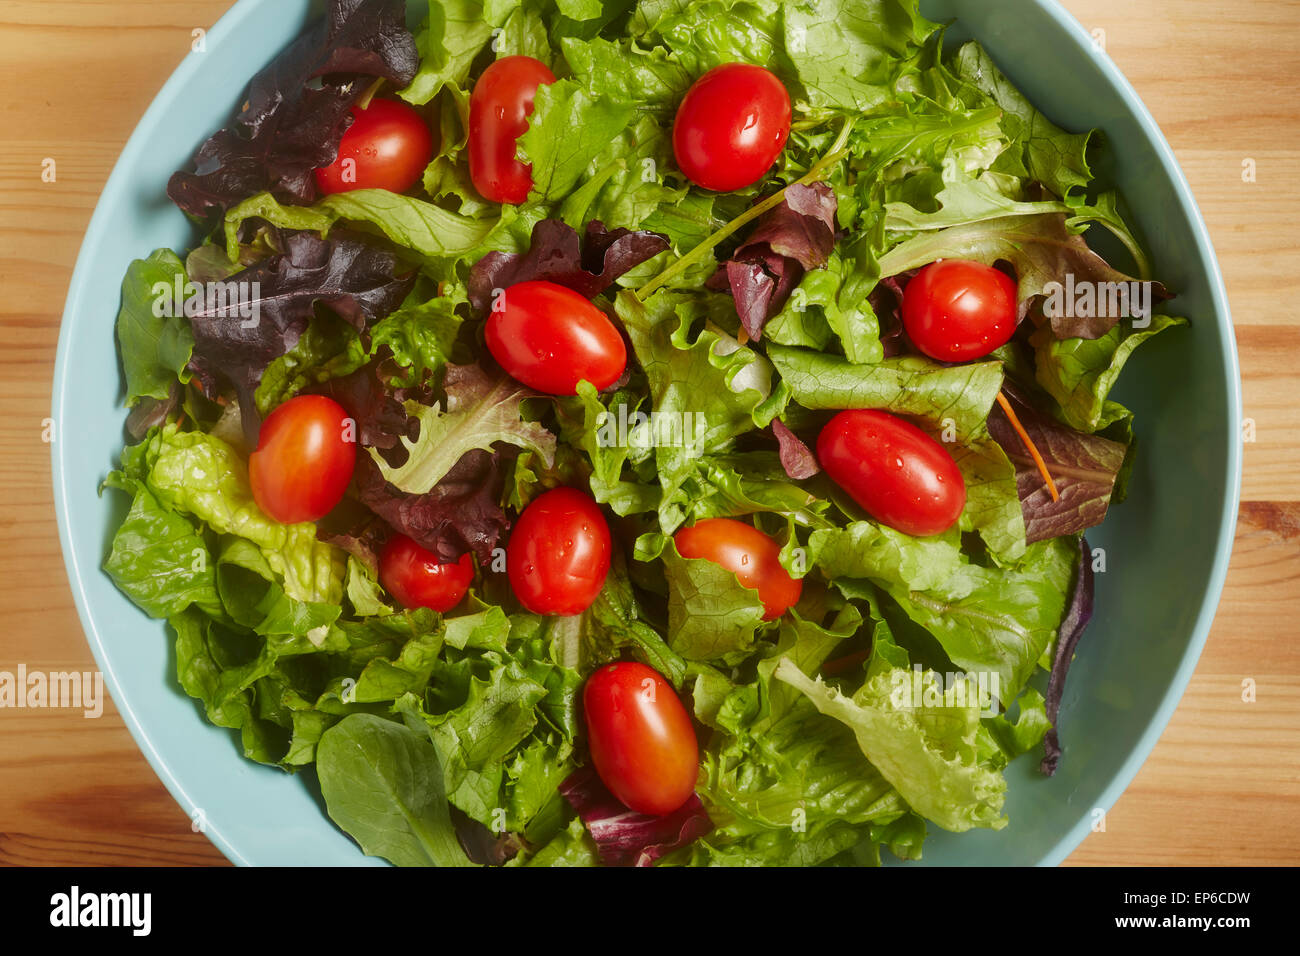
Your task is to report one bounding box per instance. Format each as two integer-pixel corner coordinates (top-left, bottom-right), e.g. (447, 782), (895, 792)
(51, 0), (1241, 866)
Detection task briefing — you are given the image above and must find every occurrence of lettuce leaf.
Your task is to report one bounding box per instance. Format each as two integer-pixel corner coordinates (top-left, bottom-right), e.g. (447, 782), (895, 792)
(772, 658), (1007, 833)
(115, 250), (194, 406)
(167, 0), (419, 217)
(1032, 313), (1187, 433)
(371, 363), (556, 495)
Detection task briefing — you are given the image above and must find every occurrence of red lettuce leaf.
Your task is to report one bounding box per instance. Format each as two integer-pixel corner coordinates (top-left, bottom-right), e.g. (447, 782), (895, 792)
(710, 182), (838, 340)
(468, 219), (669, 315)
(772, 418), (821, 480)
(167, 0), (418, 217)
(744, 182), (838, 270)
(186, 231), (415, 441)
(355, 446), (514, 565)
(867, 270), (915, 358)
(1040, 535), (1095, 776)
(316, 497), (390, 573)
(558, 767), (712, 867)
(309, 355), (430, 466)
(987, 389), (1128, 543)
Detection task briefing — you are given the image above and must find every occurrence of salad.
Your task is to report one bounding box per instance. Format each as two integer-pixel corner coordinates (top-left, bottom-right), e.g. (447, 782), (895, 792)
(104, 0), (1185, 867)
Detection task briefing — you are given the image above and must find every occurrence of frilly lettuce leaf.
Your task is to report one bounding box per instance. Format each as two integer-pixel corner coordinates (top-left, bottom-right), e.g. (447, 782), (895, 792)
(120, 424), (345, 609)
(371, 362), (556, 495)
(772, 657), (1007, 833)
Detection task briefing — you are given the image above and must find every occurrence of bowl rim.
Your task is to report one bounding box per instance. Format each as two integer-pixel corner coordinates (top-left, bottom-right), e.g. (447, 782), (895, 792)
(50, 0), (1243, 868)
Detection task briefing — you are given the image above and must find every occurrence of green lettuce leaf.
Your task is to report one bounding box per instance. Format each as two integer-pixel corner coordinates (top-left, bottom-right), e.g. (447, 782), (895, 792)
(104, 484), (221, 620)
(317, 713), (474, 867)
(115, 250), (194, 405)
(1033, 314), (1187, 433)
(372, 363), (556, 494)
(518, 80), (636, 203)
(773, 657), (1007, 833)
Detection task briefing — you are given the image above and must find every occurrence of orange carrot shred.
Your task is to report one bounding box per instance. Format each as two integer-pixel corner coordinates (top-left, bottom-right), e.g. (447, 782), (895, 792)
(995, 391), (1060, 503)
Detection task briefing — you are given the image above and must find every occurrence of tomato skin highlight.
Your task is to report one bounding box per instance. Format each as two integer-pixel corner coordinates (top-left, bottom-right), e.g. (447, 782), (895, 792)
(817, 409), (966, 537)
(485, 280), (627, 395)
(249, 395), (356, 525)
(672, 63), (792, 192)
(508, 487), (612, 615)
(314, 98), (434, 195)
(674, 518), (802, 620)
(583, 662), (699, 816)
(901, 259), (1019, 362)
(468, 55), (557, 204)
(378, 535), (474, 612)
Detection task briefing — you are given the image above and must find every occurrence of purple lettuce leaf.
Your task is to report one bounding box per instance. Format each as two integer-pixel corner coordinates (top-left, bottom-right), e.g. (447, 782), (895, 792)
(355, 446), (514, 565)
(315, 497), (390, 573)
(167, 0), (418, 217)
(744, 182), (838, 270)
(468, 219), (669, 315)
(772, 418), (821, 480)
(308, 355), (431, 466)
(185, 231), (415, 442)
(558, 766), (712, 867)
(710, 182), (838, 340)
(867, 270), (916, 358)
(1040, 535), (1095, 776)
(125, 382), (181, 442)
(987, 389), (1128, 543)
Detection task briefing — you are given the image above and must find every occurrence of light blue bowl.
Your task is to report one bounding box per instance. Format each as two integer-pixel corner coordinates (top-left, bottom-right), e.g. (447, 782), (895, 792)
(52, 0), (1241, 866)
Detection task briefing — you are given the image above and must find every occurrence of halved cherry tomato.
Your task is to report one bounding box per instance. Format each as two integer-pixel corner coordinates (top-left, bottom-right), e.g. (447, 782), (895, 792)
(674, 518), (802, 620)
(468, 55), (557, 204)
(314, 98), (434, 195)
(379, 534), (474, 612)
(901, 259), (1019, 362)
(485, 280), (627, 395)
(583, 662), (699, 816)
(249, 395), (356, 524)
(817, 409), (966, 537)
(672, 63), (792, 192)
(508, 487), (611, 615)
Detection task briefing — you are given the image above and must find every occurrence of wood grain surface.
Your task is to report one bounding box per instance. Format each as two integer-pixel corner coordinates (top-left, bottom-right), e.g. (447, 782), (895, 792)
(0, 0), (1296, 867)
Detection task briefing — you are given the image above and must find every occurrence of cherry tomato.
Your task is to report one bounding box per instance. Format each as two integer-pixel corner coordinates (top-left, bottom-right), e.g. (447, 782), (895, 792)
(583, 662), (699, 816)
(468, 55), (557, 204)
(485, 280), (627, 395)
(249, 395), (356, 524)
(378, 534), (474, 613)
(901, 259), (1019, 362)
(508, 487), (611, 615)
(674, 518), (802, 620)
(817, 409), (966, 537)
(314, 98), (434, 195)
(672, 63), (792, 192)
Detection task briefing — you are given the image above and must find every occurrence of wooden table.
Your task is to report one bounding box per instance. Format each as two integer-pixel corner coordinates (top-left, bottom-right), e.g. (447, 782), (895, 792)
(1, 0), (1296, 867)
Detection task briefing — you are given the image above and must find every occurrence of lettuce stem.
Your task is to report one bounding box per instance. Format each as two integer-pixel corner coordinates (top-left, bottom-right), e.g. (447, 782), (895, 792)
(635, 118), (856, 301)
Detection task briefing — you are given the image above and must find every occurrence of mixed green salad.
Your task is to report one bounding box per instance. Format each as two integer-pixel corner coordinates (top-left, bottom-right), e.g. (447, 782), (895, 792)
(105, 0), (1185, 867)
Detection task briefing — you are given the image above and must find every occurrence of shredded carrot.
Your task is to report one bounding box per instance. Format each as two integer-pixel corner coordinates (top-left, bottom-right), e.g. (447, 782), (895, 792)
(736, 325), (750, 346)
(995, 391), (1060, 503)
